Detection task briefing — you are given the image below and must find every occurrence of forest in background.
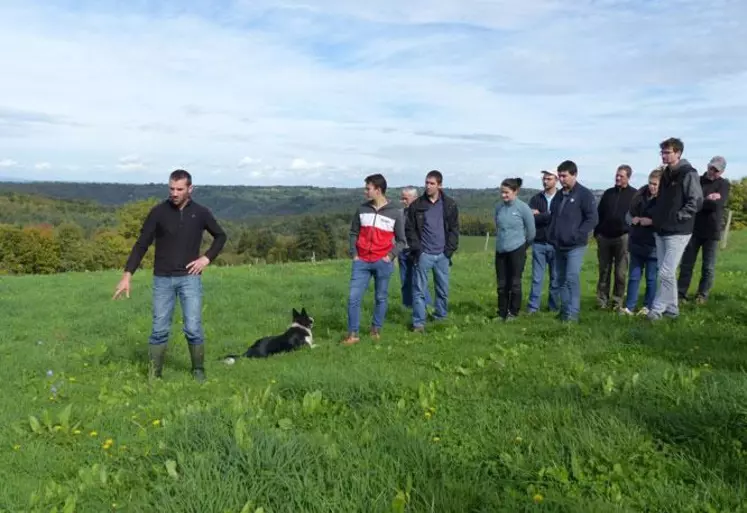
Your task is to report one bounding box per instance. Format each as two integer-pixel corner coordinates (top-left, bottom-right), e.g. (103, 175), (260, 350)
(0, 179), (745, 275)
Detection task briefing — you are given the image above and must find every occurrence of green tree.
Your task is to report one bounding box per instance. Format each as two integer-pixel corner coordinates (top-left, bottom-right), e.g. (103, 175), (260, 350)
(55, 222), (88, 272)
(14, 225), (61, 274)
(727, 178), (747, 230)
(116, 198), (160, 240)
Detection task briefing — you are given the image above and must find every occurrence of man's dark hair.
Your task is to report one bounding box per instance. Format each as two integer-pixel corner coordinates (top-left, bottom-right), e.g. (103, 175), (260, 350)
(617, 164), (633, 178)
(557, 160), (578, 176)
(365, 173), (387, 195)
(659, 137), (684, 154)
(426, 170), (443, 185)
(170, 169), (192, 186)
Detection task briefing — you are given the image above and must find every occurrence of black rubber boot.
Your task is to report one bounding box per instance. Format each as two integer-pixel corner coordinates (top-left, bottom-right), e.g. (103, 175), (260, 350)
(148, 343), (168, 379)
(188, 344), (206, 383)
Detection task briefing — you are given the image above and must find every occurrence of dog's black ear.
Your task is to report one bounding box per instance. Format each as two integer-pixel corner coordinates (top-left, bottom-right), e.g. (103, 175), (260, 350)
(301, 307), (307, 316)
(292, 308), (300, 317)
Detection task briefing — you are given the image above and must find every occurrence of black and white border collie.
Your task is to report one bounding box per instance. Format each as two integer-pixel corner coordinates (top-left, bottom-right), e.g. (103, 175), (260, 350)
(222, 307), (315, 364)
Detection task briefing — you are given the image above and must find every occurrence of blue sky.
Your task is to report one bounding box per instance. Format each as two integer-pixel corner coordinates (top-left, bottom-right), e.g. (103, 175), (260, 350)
(0, 0), (745, 189)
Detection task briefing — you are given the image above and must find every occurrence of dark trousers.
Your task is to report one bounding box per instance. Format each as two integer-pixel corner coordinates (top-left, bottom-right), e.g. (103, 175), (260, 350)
(677, 236), (719, 300)
(596, 234), (629, 308)
(495, 245), (527, 318)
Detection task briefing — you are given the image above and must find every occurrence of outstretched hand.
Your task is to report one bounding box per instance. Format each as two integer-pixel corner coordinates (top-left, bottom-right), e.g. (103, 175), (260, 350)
(113, 275), (131, 299)
(186, 256), (211, 275)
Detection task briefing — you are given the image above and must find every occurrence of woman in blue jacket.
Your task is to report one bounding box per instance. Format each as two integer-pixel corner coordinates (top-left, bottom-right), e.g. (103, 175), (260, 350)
(622, 168), (662, 315)
(494, 178), (536, 320)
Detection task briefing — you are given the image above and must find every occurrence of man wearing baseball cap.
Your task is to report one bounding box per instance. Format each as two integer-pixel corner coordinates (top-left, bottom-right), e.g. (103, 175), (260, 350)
(677, 156), (730, 304)
(527, 170), (560, 313)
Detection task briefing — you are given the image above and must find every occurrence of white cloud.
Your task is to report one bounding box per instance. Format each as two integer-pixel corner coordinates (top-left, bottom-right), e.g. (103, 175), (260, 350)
(0, 158), (17, 167)
(117, 155), (146, 171)
(34, 161), (51, 170)
(0, 0), (744, 187)
(290, 158), (325, 170)
(238, 156), (261, 167)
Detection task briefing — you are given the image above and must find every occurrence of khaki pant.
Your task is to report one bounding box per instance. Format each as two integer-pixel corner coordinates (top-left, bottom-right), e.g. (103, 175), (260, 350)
(596, 234), (629, 308)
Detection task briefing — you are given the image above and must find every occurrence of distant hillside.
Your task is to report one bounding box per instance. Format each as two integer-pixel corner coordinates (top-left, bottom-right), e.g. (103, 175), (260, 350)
(0, 181), (559, 221)
(0, 192), (116, 233)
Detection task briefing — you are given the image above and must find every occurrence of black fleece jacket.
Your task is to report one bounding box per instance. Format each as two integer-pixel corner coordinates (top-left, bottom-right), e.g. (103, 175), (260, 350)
(594, 185), (637, 238)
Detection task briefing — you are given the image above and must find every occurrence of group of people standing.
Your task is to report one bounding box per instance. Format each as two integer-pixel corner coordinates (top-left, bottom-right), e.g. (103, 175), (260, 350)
(113, 136), (730, 380)
(343, 136), (730, 345)
(492, 137), (730, 323)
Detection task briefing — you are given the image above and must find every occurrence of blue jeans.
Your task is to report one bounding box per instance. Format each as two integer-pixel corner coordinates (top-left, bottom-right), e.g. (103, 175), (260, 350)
(527, 242), (559, 312)
(412, 252), (450, 328)
(347, 258), (395, 334)
(650, 234), (691, 318)
(555, 246), (586, 321)
(398, 251), (431, 308)
(149, 275), (204, 346)
(625, 251), (658, 311)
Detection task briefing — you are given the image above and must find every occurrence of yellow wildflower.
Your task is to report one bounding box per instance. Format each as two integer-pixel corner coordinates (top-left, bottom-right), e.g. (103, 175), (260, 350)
(12, 444), (20, 451)
(73, 429), (81, 435)
(432, 436), (440, 442)
(152, 419), (161, 427)
(424, 411), (432, 419)
(533, 494), (543, 504)
(102, 438), (114, 450)
(89, 430), (98, 437)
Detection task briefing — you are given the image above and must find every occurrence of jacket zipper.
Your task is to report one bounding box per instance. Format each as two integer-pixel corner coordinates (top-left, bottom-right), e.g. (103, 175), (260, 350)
(367, 206), (379, 260)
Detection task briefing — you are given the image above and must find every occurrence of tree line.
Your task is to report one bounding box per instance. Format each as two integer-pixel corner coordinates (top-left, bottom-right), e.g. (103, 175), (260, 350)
(1, 175), (745, 275)
(0, 195), (496, 275)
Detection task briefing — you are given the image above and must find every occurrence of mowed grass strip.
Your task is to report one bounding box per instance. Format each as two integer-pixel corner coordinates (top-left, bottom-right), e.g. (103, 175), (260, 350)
(0, 234), (745, 512)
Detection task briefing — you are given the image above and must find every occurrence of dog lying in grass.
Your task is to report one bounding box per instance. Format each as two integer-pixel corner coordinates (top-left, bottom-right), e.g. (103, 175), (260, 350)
(222, 308), (315, 364)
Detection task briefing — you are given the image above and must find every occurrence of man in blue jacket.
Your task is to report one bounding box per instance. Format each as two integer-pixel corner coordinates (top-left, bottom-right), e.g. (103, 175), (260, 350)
(547, 160), (598, 322)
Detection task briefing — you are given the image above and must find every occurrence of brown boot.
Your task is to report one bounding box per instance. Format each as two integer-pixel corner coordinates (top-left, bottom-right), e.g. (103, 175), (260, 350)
(341, 333), (360, 346)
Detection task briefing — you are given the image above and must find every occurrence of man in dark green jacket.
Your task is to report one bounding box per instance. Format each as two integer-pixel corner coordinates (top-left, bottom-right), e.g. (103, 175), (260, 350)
(648, 137), (703, 321)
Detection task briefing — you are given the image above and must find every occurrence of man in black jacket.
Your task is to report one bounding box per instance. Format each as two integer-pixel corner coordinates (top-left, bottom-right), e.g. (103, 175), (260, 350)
(113, 169), (227, 382)
(594, 164), (637, 310)
(405, 170), (459, 332)
(648, 137), (703, 321)
(677, 156), (730, 304)
(527, 170), (560, 313)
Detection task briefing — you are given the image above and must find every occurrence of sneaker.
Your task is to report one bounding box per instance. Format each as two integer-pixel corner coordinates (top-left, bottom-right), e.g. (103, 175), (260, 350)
(341, 334), (360, 346)
(646, 310), (663, 321)
(695, 295), (707, 305)
(618, 307), (634, 316)
(637, 307), (650, 316)
(369, 328), (381, 341)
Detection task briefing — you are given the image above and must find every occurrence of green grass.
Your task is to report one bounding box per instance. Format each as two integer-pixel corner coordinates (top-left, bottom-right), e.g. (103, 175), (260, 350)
(1, 233), (746, 513)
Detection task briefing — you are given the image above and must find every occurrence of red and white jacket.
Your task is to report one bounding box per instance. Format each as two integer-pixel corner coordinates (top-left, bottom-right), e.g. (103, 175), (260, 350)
(349, 200), (406, 262)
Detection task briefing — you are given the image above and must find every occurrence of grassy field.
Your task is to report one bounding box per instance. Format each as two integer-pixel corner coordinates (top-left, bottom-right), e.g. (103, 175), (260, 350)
(1, 233), (746, 512)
